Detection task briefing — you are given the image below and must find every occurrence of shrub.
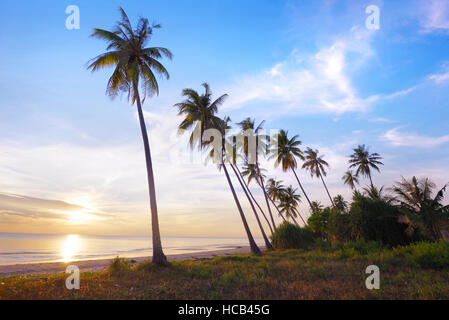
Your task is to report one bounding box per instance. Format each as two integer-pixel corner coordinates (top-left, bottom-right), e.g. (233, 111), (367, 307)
(348, 196), (423, 246)
(108, 256), (131, 277)
(271, 222), (316, 249)
(402, 241), (449, 269)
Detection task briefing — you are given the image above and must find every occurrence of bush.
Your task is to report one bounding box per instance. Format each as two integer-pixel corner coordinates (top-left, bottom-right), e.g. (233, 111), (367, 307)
(108, 256), (131, 277)
(333, 240), (384, 258)
(401, 241), (449, 269)
(271, 222), (316, 249)
(348, 196), (423, 246)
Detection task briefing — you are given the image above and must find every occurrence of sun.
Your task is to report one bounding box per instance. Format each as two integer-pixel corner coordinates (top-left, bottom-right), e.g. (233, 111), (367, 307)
(66, 210), (93, 224)
(60, 234), (80, 263)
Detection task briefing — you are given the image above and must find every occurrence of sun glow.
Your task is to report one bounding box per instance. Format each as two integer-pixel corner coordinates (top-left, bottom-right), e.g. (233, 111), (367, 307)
(60, 234), (80, 263)
(66, 210), (93, 224)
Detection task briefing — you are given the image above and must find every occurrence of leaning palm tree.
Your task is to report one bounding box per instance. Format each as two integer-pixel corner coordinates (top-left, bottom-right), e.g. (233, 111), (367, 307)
(209, 117), (262, 255)
(342, 170), (359, 191)
(174, 82), (226, 149)
(392, 176), (449, 241)
(278, 186), (302, 226)
(230, 162), (273, 250)
(348, 145), (383, 187)
(236, 118), (277, 230)
(239, 162), (274, 234)
(269, 130), (313, 209)
(87, 7), (172, 265)
(265, 178), (288, 223)
(302, 148), (334, 207)
(175, 86), (261, 255)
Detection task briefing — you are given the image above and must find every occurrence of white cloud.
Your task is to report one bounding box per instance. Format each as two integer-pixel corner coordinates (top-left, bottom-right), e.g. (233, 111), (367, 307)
(417, 0), (449, 33)
(222, 27), (377, 115)
(382, 128), (449, 147)
(428, 71), (449, 84)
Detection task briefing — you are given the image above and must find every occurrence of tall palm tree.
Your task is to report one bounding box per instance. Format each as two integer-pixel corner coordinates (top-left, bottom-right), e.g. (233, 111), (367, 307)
(392, 176), (449, 241)
(230, 163), (273, 250)
(211, 117), (262, 255)
(278, 186), (302, 226)
(302, 148), (334, 207)
(175, 86), (261, 255)
(174, 82), (226, 149)
(238, 162), (274, 234)
(269, 130), (313, 209)
(236, 118), (277, 229)
(348, 145), (383, 187)
(87, 8), (172, 265)
(342, 170), (359, 191)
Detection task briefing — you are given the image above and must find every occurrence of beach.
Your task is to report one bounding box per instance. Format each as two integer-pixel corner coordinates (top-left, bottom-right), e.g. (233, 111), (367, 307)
(0, 246), (251, 278)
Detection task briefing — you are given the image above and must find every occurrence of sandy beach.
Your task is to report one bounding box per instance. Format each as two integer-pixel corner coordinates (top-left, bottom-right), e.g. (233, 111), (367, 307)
(0, 246), (251, 278)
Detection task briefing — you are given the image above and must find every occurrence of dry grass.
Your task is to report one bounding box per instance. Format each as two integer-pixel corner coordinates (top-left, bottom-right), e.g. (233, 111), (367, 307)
(1, 247), (448, 300)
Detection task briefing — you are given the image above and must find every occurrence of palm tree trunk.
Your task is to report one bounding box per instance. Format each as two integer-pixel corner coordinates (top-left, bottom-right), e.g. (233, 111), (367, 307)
(269, 198), (287, 223)
(320, 175), (335, 207)
(289, 214), (300, 226)
(134, 84), (166, 265)
(292, 168), (313, 209)
(231, 164), (273, 250)
(368, 173), (374, 187)
(259, 176), (276, 229)
(235, 167), (274, 234)
(222, 163), (261, 255)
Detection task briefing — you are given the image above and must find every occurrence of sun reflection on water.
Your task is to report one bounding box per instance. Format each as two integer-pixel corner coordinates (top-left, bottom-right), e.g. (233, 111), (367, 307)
(60, 234), (80, 262)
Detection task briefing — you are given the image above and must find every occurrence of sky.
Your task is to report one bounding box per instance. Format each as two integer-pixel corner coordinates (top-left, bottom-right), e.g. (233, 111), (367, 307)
(0, 0), (448, 238)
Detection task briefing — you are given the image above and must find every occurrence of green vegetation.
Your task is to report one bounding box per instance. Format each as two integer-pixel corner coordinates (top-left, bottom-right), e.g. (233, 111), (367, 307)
(271, 222), (315, 249)
(2, 242), (449, 300)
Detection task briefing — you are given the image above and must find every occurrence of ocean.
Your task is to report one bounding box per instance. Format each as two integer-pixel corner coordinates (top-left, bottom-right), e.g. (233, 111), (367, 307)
(0, 233), (260, 265)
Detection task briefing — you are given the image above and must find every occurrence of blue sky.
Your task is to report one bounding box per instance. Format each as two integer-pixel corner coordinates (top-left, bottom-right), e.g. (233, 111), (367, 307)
(0, 0), (448, 237)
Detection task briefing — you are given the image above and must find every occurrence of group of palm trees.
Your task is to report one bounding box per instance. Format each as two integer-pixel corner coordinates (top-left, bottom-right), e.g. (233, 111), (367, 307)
(87, 8), (445, 265)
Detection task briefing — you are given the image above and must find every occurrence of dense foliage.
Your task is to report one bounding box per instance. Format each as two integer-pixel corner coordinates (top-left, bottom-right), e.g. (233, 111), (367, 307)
(270, 222), (315, 249)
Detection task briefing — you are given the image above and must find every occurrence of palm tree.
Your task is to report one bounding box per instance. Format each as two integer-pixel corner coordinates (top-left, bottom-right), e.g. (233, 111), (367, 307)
(87, 8), (172, 265)
(302, 148), (334, 207)
(269, 130), (313, 209)
(174, 82), (226, 149)
(278, 186), (302, 226)
(363, 185), (391, 202)
(265, 178), (288, 223)
(175, 86), (261, 255)
(392, 176), (449, 241)
(236, 118), (277, 229)
(333, 195), (348, 212)
(239, 162), (274, 234)
(348, 145), (383, 187)
(342, 170), (359, 191)
(310, 201), (324, 214)
(230, 163), (273, 250)
(211, 117), (262, 255)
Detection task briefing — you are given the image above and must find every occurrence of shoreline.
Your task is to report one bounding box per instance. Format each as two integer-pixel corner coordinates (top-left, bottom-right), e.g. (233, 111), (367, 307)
(0, 246), (251, 278)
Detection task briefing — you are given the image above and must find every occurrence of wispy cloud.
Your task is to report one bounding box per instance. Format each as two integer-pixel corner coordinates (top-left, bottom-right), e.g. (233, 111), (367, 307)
(222, 26), (377, 115)
(382, 128), (449, 147)
(417, 0), (449, 33)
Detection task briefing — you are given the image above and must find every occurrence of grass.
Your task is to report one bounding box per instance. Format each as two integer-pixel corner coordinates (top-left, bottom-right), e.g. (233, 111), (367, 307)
(1, 243), (448, 300)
